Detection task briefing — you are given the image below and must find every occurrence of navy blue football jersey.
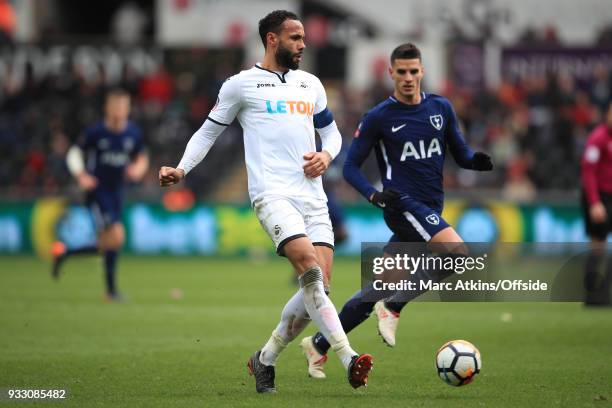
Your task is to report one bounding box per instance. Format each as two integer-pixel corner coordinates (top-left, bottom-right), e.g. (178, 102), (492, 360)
(344, 93), (474, 210)
(80, 121), (143, 190)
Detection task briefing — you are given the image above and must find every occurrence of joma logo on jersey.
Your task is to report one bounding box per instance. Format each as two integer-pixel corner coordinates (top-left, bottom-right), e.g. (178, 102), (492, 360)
(400, 138), (442, 161)
(265, 100), (314, 116)
(257, 83), (276, 88)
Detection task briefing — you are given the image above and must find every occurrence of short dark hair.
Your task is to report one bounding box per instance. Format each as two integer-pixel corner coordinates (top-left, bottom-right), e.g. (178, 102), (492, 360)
(390, 43), (421, 64)
(258, 10), (299, 48)
(106, 88), (130, 101)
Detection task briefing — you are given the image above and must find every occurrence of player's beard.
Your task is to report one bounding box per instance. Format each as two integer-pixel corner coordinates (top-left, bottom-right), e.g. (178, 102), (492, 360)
(275, 42), (300, 70)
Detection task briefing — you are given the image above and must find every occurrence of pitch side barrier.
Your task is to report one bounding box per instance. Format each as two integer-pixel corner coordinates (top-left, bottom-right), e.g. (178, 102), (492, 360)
(0, 199), (595, 256)
(360, 242), (611, 302)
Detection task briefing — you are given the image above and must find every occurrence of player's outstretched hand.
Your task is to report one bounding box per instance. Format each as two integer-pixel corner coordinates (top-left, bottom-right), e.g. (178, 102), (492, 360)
(303, 151), (332, 178)
(471, 152), (493, 171)
(370, 188), (401, 210)
(159, 166), (185, 187)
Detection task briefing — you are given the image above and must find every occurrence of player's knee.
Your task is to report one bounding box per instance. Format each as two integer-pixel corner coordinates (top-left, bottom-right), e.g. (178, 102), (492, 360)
(100, 224), (124, 251)
(431, 227), (463, 245)
(450, 242), (469, 257)
(430, 238), (469, 257)
(115, 225), (125, 246)
(293, 251), (319, 273)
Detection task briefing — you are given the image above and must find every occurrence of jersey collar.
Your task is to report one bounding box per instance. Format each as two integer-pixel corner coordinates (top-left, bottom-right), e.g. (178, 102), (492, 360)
(389, 92), (427, 109)
(255, 63), (289, 83)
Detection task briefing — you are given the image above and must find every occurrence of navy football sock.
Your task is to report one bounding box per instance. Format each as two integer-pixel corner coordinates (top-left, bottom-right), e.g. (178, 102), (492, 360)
(385, 253), (460, 313)
(65, 245), (98, 257)
(384, 300), (406, 314)
(53, 245), (98, 278)
(104, 250), (118, 295)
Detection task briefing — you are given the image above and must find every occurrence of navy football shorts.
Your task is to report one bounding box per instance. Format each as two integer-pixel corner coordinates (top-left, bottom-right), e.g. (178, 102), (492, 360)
(86, 188), (122, 230)
(383, 197), (449, 243)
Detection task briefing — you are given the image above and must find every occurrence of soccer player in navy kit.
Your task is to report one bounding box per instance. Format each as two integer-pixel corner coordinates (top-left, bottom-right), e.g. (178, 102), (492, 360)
(52, 89), (149, 302)
(300, 43), (493, 378)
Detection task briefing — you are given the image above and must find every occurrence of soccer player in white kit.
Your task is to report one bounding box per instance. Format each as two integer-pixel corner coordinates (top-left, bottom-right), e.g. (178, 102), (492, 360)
(158, 10), (373, 393)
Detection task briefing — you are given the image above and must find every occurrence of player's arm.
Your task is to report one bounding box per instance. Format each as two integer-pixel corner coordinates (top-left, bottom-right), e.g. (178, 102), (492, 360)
(581, 130), (607, 223)
(126, 129), (149, 182)
(303, 80), (343, 178)
(445, 101), (492, 171)
(343, 115), (378, 199)
(160, 77), (241, 187)
(304, 108), (342, 178)
(66, 134), (97, 191)
(126, 152), (149, 182)
(343, 112), (398, 208)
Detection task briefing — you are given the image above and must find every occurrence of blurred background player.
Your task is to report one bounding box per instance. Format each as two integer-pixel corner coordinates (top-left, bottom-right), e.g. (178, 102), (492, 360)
(51, 89), (149, 302)
(158, 10), (372, 393)
(581, 101), (612, 306)
(300, 43), (493, 378)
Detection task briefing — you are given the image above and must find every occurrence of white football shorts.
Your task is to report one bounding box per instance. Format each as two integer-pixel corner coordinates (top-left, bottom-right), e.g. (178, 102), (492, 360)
(253, 194), (334, 255)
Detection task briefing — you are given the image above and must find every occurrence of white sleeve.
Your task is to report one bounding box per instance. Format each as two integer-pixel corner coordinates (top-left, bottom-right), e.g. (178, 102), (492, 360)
(66, 145), (85, 176)
(208, 75), (242, 125)
(176, 76), (242, 174)
(311, 76), (341, 159)
(176, 120), (227, 174)
(318, 121), (342, 160)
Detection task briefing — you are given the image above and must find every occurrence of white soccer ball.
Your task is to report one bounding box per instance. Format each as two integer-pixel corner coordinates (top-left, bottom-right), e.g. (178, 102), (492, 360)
(435, 340), (482, 386)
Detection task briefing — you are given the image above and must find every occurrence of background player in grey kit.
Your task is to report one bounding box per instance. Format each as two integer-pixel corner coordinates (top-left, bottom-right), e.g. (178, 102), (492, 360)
(299, 43), (493, 378)
(52, 89), (149, 302)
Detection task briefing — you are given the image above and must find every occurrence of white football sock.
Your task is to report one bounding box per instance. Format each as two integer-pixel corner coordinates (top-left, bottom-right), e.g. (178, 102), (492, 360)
(259, 329), (287, 366)
(259, 289), (311, 366)
(299, 266), (357, 369)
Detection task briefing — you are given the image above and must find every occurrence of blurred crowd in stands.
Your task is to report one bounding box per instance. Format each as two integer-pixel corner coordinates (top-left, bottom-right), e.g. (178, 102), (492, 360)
(1, 47), (611, 203)
(442, 67), (611, 201)
(1, 0), (612, 203)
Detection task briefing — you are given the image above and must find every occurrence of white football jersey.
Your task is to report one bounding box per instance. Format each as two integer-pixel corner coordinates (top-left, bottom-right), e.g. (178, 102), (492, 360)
(208, 64), (328, 202)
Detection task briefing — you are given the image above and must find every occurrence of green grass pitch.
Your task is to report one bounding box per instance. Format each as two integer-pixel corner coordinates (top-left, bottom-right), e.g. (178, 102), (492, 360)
(1, 255), (611, 407)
